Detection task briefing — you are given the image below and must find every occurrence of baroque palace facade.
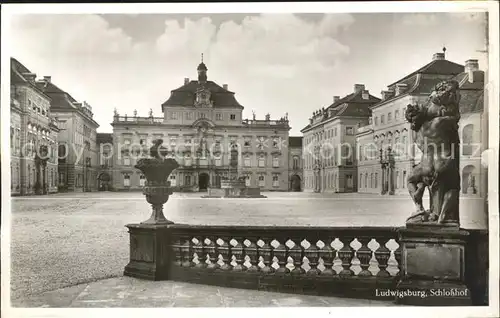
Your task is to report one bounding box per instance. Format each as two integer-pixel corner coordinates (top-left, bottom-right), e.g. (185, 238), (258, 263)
(106, 60), (303, 192)
(356, 50), (487, 197)
(301, 84), (381, 193)
(10, 58), (60, 195)
(10, 57), (100, 195)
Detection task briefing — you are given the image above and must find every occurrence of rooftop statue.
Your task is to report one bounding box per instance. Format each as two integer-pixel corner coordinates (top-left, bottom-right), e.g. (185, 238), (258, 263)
(405, 80), (461, 226)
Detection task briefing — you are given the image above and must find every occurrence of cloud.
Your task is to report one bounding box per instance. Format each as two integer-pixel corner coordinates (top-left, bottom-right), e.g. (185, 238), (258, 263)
(400, 13), (439, 26)
(11, 13), (355, 134)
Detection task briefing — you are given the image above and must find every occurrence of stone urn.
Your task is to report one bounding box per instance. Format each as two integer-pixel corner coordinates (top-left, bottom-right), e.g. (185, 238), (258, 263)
(134, 142), (179, 224)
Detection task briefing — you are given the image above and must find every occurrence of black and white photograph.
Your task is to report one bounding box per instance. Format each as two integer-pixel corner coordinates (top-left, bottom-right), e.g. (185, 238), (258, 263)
(1, 2), (499, 317)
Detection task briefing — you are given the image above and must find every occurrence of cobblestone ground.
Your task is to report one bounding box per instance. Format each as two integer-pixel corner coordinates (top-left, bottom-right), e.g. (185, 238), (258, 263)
(10, 191), (486, 305)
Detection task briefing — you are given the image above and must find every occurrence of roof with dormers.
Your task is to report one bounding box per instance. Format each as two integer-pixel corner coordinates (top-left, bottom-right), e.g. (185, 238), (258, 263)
(453, 70), (485, 114)
(162, 80), (244, 109)
(300, 90), (381, 132)
(10, 58), (51, 100)
(35, 80), (78, 110)
(371, 57), (465, 110)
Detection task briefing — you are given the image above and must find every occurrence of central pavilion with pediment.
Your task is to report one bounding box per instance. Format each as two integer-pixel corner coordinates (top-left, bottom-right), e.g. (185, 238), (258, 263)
(109, 56), (302, 192)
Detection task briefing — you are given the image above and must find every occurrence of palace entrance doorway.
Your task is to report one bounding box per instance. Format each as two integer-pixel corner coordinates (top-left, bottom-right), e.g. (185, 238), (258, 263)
(199, 173), (209, 191)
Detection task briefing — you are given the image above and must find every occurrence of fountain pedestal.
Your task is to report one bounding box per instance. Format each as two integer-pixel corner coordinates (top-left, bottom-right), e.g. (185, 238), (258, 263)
(203, 179), (266, 198)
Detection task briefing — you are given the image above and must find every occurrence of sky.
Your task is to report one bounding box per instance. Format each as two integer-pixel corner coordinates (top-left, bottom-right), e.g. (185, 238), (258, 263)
(10, 12), (488, 135)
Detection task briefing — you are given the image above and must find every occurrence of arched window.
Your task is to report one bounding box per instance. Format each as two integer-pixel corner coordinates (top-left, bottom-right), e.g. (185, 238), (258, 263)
(293, 156), (299, 169)
(462, 124), (474, 156)
(364, 173), (368, 189)
(375, 173), (378, 188)
(359, 173), (363, 188)
(370, 173), (374, 188)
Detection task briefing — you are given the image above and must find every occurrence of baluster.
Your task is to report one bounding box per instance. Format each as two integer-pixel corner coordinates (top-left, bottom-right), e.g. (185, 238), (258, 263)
(356, 238), (373, 277)
(394, 244), (402, 277)
(193, 236), (206, 269)
(304, 240), (320, 276)
(319, 240), (336, 276)
(374, 239), (391, 277)
(181, 236), (193, 267)
(338, 238), (355, 277)
(218, 237), (232, 271)
(289, 239), (305, 275)
(171, 237), (182, 267)
(273, 239), (289, 275)
(245, 239), (259, 272)
(206, 238), (219, 270)
(260, 238), (274, 274)
(232, 237), (245, 272)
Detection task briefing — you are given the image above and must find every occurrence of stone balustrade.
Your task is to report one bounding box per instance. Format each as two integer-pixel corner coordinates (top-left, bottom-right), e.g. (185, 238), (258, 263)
(166, 225), (402, 298)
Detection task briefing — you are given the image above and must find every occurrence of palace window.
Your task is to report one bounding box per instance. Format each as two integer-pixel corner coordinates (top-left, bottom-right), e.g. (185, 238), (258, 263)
(293, 156), (299, 169)
(184, 153), (192, 166)
(123, 174), (130, 187)
(258, 154), (265, 167)
(169, 175), (176, 187)
(388, 112), (392, 123)
(245, 175), (251, 187)
(381, 115), (385, 124)
(346, 174), (353, 189)
(230, 114), (236, 120)
(402, 171), (407, 188)
(258, 175), (265, 187)
(199, 112), (206, 119)
(185, 175), (191, 186)
(123, 157), (130, 166)
(334, 128), (337, 137)
(272, 156), (280, 168)
(186, 112), (193, 120)
(170, 112), (178, 119)
(272, 174), (279, 187)
(346, 127), (354, 135)
(395, 110), (400, 120)
(139, 175), (146, 187)
(244, 155), (251, 167)
(215, 113), (222, 121)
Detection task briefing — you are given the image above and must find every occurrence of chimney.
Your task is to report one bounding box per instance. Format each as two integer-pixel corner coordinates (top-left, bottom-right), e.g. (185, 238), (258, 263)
(43, 76), (51, 83)
(432, 52), (445, 61)
(223, 84), (228, 90)
(184, 78), (190, 85)
(333, 96), (340, 103)
(465, 59), (479, 83)
(354, 84), (365, 93)
(309, 118), (313, 125)
(362, 90), (370, 100)
(395, 83), (408, 96)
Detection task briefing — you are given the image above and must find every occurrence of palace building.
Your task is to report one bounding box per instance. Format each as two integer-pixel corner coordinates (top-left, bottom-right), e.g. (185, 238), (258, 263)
(301, 84), (381, 193)
(10, 58), (60, 196)
(109, 59), (300, 192)
(356, 50), (486, 197)
(37, 79), (100, 192)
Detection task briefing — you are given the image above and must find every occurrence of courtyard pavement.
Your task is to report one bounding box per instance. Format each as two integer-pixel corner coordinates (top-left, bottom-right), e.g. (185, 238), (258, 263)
(14, 276), (397, 308)
(9, 191), (486, 307)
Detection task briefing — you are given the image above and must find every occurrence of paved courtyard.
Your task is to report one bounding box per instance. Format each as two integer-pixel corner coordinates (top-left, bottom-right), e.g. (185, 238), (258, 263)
(10, 191), (486, 306)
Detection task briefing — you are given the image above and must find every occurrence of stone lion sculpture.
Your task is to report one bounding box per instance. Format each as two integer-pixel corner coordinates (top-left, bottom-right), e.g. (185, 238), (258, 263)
(405, 80), (461, 226)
